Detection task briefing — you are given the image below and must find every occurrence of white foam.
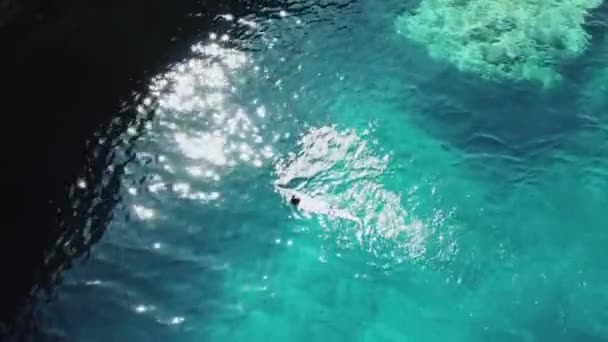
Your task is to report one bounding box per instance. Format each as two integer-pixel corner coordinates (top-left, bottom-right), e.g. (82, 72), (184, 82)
(275, 126), (432, 262)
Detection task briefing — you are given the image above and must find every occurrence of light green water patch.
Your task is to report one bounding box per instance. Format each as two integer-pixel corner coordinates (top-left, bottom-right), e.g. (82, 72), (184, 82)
(205, 81), (501, 340)
(208, 62), (608, 339)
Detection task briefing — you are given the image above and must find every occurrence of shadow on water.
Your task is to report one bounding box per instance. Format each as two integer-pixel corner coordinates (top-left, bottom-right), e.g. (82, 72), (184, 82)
(405, 61), (580, 151)
(0, 0), (281, 338)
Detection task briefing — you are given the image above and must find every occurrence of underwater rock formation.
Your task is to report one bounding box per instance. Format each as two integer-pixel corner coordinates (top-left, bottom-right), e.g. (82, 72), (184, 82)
(396, 0), (604, 86)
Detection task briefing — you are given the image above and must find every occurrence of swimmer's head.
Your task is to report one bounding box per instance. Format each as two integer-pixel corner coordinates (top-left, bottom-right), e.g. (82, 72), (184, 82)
(290, 195), (301, 206)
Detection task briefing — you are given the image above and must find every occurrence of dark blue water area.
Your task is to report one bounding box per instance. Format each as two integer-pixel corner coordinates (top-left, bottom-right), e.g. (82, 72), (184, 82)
(4, 0), (608, 341)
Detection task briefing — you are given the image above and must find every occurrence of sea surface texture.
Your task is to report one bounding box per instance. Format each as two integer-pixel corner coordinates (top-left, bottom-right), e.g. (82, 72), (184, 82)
(37, 0), (608, 341)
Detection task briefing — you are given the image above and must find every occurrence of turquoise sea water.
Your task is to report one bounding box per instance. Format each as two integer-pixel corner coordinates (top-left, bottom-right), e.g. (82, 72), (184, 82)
(39, 0), (608, 341)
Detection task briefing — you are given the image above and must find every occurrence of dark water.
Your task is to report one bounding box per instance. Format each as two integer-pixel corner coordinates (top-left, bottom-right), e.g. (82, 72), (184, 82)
(3, 0), (608, 341)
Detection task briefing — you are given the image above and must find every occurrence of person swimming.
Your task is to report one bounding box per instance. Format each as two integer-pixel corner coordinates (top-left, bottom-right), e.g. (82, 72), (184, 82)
(277, 184), (361, 224)
(290, 195), (301, 206)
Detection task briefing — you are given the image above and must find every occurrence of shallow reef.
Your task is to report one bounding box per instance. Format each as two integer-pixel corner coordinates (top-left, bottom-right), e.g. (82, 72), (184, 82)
(396, 0), (604, 86)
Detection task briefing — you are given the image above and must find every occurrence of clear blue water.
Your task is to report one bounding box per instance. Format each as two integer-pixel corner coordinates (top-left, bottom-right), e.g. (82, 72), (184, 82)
(39, 0), (608, 341)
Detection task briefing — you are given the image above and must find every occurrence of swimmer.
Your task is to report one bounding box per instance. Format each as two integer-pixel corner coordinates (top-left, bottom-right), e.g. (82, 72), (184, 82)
(277, 184), (361, 225)
(290, 195), (301, 206)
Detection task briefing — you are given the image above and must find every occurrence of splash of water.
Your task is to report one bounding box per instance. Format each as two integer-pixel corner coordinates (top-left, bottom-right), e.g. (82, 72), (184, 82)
(274, 126), (455, 265)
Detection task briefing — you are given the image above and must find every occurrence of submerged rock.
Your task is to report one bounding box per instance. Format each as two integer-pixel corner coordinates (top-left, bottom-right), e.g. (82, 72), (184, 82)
(396, 0), (604, 86)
